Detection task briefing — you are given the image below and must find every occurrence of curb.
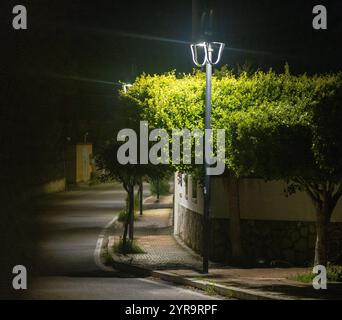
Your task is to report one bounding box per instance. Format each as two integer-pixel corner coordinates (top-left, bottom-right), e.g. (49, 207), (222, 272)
(102, 208), (293, 300)
(94, 216), (119, 272)
(149, 271), (292, 300)
(107, 243), (291, 300)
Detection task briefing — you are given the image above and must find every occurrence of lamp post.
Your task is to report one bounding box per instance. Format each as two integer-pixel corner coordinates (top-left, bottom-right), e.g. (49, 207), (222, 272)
(190, 41), (224, 273)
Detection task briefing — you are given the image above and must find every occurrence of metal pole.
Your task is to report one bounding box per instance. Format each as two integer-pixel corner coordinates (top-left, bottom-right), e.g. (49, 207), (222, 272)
(191, 41), (224, 273)
(203, 44), (212, 274)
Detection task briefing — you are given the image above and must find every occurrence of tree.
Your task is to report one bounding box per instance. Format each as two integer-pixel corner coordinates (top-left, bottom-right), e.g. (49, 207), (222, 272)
(223, 70), (342, 266)
(96, 95), (173, 245)
(97, 140), (172, 244)
(124, 67), (342, 266)
(96, 95), (142, 244)
(97, 140), (141, 244)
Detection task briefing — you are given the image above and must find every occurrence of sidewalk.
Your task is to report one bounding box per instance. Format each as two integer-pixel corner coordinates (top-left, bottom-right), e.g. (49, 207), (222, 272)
(109, 207), (204, 270)
(142, 195), (173, 209)
(107, 196), (342, 300)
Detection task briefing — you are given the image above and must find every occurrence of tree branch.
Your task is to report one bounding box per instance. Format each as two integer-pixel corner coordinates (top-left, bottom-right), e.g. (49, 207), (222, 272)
(293, 177), (321, 206)
(332, 182), (342, 206)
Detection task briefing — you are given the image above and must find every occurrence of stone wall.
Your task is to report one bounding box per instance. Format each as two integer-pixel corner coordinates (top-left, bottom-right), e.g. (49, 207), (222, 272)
(175, 205), (231, 263)
(175, 204), (342, 266)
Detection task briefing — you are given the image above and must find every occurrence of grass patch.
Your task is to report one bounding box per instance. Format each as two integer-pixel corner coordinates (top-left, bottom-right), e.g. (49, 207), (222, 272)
(292, 272), (315, 283)
(204, 285), (219, 296)
(292, 264), (342, 283)
(117, 210), (139, 222)
(101, 250), (114, 266)
(113, 239), (145, 254)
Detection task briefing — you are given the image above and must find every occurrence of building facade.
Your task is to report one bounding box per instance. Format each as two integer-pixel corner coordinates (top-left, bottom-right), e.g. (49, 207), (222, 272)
(174, 173), (342, 266)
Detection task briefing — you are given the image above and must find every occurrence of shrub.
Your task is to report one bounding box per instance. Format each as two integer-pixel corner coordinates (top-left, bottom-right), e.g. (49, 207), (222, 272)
(113, 239), (145, 254)
(117, 209), (138, 222)
(327, 264), (342, 282)
(292, 264), (342, 283)
(150, 178), (170, 196)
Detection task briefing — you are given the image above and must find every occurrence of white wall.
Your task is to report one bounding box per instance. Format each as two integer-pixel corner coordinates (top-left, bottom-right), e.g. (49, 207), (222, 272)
(174, 173), (342, 222)
(174, 173), (203, 235)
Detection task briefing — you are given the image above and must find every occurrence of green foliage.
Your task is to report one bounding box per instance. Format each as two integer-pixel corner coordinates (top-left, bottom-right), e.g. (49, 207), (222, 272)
(97, 140), (136, 190)
(327, 264), (342, 282)
(118, 209), (138, 222)
(113, 239), (145, 254)
(150, 178), (170, 196)
(123, 66), (342, 265)
(96, 96), (173, 193)
(101, 250), (114, 266)
(292, 271), (315, 283)
(292, 264), (342, 283)
(204, 285), (219, 296)
(88, 169), (105, 186)
(134, 191), (140, 210)
(123, 67), (342, 185)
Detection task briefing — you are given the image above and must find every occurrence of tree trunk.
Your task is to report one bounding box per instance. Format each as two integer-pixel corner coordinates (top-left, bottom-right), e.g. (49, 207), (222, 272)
(139, 180), (143, 216)
(224, 176), (243, 264)
(128, 185), (135, 240)
(314, 201), (332, 266)
(156, 178), (160, 202)
(122, 219), (129, 246)
(122, 191), (130, 246)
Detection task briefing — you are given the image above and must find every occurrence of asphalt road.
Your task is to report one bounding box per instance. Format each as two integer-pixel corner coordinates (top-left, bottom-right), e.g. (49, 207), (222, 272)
(21, 184), (218, 300)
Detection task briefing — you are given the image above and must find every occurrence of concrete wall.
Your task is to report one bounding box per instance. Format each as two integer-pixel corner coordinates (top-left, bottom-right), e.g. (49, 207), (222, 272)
(174, 173), (342, 265)
(76, 144), (93, 183)
(66, 143), (94, 184)
(175, 174), (342, 222)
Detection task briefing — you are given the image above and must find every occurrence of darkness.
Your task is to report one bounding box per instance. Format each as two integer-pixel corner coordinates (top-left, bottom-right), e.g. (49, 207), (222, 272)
(2, 1), (342, 81)
(0, 0), (341, 297)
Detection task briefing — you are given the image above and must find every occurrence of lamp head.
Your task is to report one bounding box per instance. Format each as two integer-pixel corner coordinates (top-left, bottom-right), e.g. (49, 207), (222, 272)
(190, 41), (225, 67)
(122, 83), (133, 93)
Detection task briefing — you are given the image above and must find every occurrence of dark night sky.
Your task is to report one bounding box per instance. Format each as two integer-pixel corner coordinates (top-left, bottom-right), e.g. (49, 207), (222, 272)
(2, 0), (342, 83)
(1, 0), (342, 144)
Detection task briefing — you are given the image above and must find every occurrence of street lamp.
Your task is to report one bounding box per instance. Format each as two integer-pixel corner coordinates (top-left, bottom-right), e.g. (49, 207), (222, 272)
(190, 41), (225, 273)
(122, 83), (133, 93)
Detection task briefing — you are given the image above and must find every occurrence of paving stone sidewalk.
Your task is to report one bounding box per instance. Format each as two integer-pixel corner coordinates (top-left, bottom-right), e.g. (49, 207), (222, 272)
(107, 197), (342, 299)
(109, 207), (206, 270)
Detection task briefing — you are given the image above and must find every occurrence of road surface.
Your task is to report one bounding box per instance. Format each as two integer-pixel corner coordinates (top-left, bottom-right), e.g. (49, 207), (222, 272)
(20, 184), (218, 300)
